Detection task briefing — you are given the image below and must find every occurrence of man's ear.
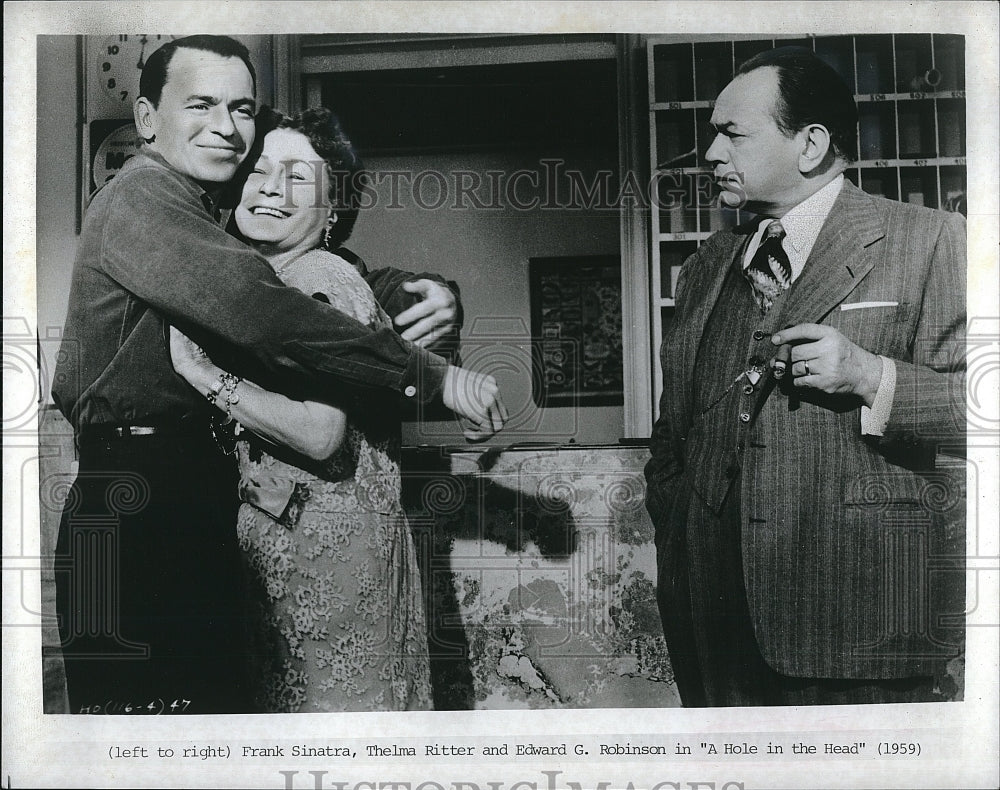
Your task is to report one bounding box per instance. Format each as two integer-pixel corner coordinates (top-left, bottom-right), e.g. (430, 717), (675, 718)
(134, 97), (157, 144)
(798, 123), (832, 174)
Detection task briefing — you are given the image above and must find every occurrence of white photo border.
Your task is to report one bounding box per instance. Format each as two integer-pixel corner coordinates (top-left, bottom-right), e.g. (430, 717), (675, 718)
(4, 2), (998, 789)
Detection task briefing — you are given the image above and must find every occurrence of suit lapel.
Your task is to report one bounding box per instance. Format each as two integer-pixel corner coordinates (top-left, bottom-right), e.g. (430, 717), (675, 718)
(773, 181), (887, 329)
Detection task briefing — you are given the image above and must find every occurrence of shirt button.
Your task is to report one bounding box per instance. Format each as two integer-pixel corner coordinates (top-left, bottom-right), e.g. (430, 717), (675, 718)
(739, 412), (751, 423)
(404, 385), (417, 398)
(742, 384), (755, 396)
(753, 330), (766, 341)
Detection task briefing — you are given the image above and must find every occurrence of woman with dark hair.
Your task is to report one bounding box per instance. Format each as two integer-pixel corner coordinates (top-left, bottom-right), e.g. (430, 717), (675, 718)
(170, 107), (432, 712)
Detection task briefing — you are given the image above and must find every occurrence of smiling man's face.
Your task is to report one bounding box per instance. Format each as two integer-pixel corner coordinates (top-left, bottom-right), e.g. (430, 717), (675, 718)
(139, 47), (256, 184)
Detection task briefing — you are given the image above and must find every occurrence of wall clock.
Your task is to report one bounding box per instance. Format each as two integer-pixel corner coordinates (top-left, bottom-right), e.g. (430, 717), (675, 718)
(94, 34), (176, 112)
(82, 35), (176, 204)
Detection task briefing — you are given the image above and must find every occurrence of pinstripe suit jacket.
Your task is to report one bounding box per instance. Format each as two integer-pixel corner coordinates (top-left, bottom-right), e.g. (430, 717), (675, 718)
(645, 181), (967, 678)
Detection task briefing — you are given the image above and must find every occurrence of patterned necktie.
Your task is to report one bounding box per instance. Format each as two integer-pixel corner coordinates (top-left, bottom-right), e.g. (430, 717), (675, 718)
(744, 219), (791, 311)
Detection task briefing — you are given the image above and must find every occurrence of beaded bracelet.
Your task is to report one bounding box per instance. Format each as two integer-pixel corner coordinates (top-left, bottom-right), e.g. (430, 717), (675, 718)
(219, 372), (241, 418)
(206, 371), (242, 417)
(205, 374), (226, 407)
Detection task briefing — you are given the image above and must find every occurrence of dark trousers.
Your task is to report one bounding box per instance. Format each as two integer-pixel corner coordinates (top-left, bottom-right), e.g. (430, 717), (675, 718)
(54, 430), (253, 714)
(656, 483), (936, 707)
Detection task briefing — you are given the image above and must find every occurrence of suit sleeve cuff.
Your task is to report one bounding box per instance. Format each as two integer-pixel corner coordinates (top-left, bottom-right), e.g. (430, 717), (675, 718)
(861, 356), (896, 436)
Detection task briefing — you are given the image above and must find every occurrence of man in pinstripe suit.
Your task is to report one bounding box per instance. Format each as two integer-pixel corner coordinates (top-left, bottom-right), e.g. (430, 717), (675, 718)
(645, 47), (966, 706)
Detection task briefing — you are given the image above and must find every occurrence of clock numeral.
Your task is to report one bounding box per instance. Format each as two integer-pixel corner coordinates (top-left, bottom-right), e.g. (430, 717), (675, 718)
(102, 62), (111, 72)
(107, 78), (116, 90)
(107, 45), (119, 55)
(120, 91), (129, 102)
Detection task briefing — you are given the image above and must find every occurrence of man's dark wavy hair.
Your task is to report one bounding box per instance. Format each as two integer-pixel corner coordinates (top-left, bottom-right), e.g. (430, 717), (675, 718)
(737, 46), (858, 164)
(139, 35), (257, 107)
(228, 106), (368, 249)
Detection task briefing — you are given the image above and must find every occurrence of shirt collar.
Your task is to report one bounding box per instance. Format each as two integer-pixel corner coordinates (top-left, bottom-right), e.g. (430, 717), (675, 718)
(772, 174), (844, 260)
(135, 147), (226, 217)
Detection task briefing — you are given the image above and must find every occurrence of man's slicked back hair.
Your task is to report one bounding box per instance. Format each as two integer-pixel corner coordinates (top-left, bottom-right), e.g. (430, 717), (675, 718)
(138, 35), (257, 107)
(737, 46), (858, 163)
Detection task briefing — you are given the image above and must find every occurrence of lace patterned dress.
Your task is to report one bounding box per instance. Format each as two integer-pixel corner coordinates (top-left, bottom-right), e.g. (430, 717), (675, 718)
(236, 250), (432, 712)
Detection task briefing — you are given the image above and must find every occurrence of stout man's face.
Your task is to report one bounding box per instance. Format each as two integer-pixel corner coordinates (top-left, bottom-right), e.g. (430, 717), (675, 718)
(705, 67), (804, 214)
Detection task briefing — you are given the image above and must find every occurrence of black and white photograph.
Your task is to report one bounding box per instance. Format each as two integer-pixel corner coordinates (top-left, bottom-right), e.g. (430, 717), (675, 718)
(4, 2), (998, 789)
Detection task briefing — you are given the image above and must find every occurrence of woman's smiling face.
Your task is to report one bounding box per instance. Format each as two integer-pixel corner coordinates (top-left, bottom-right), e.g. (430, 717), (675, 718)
(235, 128), (332, 253)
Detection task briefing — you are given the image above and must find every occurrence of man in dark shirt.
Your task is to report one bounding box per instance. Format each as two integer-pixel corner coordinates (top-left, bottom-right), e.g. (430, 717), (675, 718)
(52, 35), (506, 713)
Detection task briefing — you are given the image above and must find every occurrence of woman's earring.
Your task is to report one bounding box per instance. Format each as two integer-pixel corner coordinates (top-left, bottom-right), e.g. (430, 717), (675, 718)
(322, 214), (338, 249)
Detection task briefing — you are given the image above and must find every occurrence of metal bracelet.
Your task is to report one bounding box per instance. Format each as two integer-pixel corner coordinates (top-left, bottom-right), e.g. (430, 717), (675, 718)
(205, 374), (226, 407)
(220, 372), (242, 417)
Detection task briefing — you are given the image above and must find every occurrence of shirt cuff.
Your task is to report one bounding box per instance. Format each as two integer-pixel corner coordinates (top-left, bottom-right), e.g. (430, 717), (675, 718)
(405, 346), (449, 406)
(860, 356), (896, 436)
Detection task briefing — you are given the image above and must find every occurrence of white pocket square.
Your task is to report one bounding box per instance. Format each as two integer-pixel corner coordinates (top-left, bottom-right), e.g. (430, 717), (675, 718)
(841, 301), (898, 311)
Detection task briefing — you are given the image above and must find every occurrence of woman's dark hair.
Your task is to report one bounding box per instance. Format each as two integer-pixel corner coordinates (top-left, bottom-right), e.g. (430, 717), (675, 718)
(228, 106), (367, 249)
(139, 35), (257, 107)
(737, 46), (858, 164)
(276, 107), (368, 249)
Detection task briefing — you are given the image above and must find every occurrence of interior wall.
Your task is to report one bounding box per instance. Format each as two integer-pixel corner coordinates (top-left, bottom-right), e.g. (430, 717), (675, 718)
(36, 36), (80, 382)
(349, 148), (624, 446)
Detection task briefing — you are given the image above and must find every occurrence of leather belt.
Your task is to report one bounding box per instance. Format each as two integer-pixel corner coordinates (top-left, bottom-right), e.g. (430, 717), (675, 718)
(78, 420), (213, 442)
(98, 426), (160, 437)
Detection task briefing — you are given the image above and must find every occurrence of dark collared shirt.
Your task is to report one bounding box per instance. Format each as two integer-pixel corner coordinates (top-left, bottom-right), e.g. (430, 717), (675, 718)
(53, 150), (447, 429)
